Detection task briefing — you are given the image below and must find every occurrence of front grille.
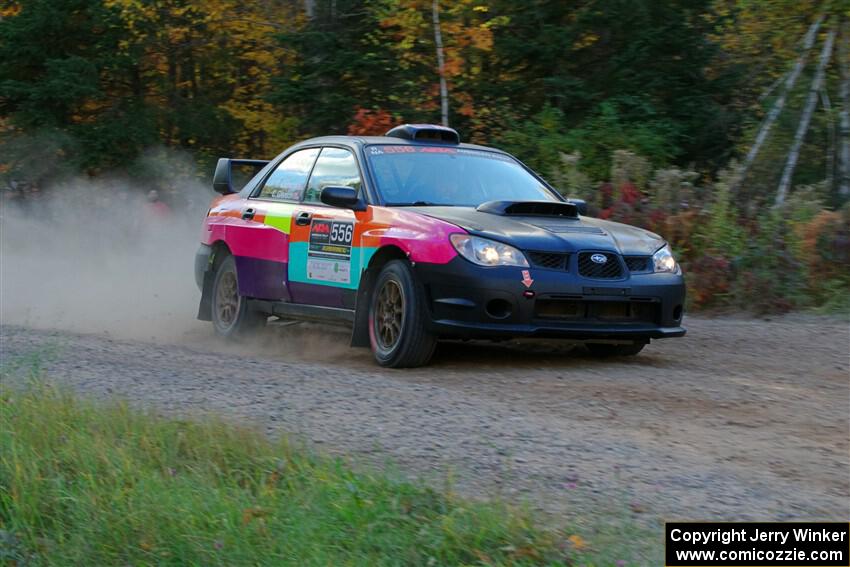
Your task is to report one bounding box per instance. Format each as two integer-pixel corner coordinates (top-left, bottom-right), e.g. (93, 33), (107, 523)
(535, 298), (658, 324)
(578, 252), (624, 279)
(527, 251), (569, 270)
(624, 256), (651, 272)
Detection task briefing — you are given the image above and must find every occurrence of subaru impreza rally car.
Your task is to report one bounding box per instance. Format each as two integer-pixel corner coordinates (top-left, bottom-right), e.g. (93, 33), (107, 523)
(195, 124), (685, 367)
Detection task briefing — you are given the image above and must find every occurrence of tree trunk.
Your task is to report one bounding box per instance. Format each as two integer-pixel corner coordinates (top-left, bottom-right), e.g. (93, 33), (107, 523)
(839, 21), (850, 198)
(820, 88), (835, 191)
(432, 0), (449, 127)
(776, 29), (836, 205)
(304, 0), (315, 19)
(735, 14), (825, 190)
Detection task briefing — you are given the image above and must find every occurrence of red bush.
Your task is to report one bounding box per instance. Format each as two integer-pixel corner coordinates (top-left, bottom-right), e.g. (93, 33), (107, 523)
(686, 255), (732, 308)
(347, 108), (399, 136)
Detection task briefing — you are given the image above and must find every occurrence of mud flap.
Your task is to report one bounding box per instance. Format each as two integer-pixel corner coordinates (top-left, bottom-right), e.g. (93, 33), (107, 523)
(350, 268), (375, 347)
(197, 269), (215, 321)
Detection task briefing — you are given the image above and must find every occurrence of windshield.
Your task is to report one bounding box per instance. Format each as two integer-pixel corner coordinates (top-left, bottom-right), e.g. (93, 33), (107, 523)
(366, 145), (560, 206)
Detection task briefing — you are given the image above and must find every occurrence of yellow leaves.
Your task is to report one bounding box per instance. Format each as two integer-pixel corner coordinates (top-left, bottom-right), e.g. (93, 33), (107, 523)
(0, 3), (22, 18)
(573, 32), (600, 51)
(708, 0), (821, 79)
(568, 534), (588, 551)
(95, 0), (294, 156)
(167, 26), (191, 44)
(482, 15), (510, 30)
(465, 26), (493, 51)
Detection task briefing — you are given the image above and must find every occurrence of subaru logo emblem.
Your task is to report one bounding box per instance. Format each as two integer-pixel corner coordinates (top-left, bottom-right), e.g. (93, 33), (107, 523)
(590, 253), (608, 264)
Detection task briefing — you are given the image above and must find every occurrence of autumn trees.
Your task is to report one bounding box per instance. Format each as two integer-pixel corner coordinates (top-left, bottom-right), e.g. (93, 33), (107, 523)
(0, 0), (297, 178)
(0, 0), (845, 209)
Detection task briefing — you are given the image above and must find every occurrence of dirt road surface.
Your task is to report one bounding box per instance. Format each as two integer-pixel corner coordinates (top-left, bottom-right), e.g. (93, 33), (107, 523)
(2, 315), (848, 528)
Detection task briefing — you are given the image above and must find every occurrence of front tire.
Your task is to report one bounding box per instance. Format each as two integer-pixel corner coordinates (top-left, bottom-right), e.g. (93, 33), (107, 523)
(369, 260), (437, 368)
(211, 255), (264, 337)
(585, 342), (646, 357)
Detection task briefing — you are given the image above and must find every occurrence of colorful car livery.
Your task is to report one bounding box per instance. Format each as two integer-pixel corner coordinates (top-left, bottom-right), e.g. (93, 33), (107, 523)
(195, 124), (686, 367)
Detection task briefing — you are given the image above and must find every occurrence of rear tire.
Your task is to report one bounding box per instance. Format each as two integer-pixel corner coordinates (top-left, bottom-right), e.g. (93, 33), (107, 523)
(369, 260), (437, 368)
(211, 255), (264, 338)
(585, 342), (646, 357)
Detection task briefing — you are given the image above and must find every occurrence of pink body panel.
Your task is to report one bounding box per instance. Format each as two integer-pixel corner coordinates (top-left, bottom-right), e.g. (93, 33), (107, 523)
(363, 206), (464, 264)
(202, 216), (289, 263)
(201, 198), (463, 272)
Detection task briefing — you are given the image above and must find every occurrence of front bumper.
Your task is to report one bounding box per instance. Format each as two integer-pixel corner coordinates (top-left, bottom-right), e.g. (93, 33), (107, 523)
(414, 257), (686, 341)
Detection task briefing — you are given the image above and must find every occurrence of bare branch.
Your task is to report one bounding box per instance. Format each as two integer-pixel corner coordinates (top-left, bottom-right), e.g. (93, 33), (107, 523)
(840, 20), (850, 198)
(432, 0), (449, 127)
(734, 13), (825, 190)
(820, 88), (835, 191)
(776, 29), (836, 205)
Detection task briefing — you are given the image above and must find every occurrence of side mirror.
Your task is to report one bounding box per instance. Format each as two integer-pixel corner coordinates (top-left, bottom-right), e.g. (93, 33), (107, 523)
(213, 158), (270, 195)
(321, 186), (364, 210)
(212, 158), (234, 195)
(566, 198), (587, 216)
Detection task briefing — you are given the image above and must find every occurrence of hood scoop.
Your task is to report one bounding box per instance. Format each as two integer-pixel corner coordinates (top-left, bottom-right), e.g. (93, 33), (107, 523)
(533, 223), (605, 235)
(476, 200), (578, 218)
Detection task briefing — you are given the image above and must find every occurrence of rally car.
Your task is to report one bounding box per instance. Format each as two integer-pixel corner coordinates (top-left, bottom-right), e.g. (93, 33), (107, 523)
(195, 124), (685, 367)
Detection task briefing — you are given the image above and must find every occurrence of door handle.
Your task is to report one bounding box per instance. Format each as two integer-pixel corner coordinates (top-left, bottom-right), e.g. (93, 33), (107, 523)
(295, 211), (312, 226)
(241, 207), (256, 221)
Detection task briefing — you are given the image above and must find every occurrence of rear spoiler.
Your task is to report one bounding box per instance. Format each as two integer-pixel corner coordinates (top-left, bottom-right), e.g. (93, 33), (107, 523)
(212, 158), (270, 195)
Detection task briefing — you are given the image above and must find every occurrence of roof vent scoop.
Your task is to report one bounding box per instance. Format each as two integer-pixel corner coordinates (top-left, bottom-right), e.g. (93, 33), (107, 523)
(385, 124), (460, 144)
(477, 200), (579, 218)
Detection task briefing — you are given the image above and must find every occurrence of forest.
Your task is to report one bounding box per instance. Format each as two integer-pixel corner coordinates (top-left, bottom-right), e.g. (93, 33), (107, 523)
(1, 0), (848, 312)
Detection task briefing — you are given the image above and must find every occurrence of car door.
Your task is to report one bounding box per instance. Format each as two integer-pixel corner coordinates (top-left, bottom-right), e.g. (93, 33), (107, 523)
(226, 147), (320, 301)
(287, 146), (366, 309)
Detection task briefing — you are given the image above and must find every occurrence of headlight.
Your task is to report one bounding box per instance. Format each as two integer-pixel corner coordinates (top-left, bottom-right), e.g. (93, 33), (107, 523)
(450, 234), (529, 267)
(653, 244), (679, 274)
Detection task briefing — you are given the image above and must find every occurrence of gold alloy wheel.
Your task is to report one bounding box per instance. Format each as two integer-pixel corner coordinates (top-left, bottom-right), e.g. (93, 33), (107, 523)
(215, 270), (240, 328)
(375, 279), (404, 349)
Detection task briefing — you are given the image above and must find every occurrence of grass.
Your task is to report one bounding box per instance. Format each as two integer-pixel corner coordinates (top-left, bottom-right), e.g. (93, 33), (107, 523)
(0, 377), (590, 566)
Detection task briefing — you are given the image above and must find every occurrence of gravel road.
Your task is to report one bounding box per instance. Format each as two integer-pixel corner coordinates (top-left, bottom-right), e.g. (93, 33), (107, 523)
(2, 316), (848, 527)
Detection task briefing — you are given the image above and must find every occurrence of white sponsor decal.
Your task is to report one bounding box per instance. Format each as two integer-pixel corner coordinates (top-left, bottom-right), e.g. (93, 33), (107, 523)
(307, 258), (351, 284)
(307, 219), (353, 284)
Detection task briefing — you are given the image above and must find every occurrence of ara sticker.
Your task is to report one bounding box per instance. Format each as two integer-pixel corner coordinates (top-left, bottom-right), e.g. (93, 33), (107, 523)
(307, 219), (353, 284)
(521, 270), (534, 288)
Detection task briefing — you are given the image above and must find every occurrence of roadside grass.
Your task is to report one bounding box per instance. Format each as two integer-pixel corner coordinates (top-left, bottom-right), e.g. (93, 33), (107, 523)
(0, 375), (598, 566)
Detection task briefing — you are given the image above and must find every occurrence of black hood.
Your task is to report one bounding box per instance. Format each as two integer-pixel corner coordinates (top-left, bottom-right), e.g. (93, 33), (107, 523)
(407, 203), (665, 256)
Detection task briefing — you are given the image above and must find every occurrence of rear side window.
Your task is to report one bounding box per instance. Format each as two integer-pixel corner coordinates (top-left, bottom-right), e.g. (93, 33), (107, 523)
(257, 148), (320, 201)
(303, 147), (362, 203)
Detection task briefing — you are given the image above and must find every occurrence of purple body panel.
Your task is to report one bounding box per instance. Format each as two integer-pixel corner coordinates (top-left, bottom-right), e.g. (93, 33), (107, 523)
(234, 256), (290, 301)
(287, 282), (347, 309)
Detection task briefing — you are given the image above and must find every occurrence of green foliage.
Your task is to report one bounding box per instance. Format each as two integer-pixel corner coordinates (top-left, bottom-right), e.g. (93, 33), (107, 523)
(695, 169), (746, 257)
(267, 0), (743, 178)
(0, 379), (587, 566)
(731, 209), (808, 313)
(548, 152), (594, 200)
(494, 106), (572, 177)
(584, 151), (849, 314)
(813, 277), (850, 314)
(271, 1), (381, 136)
(563, 100), (682, 181)
(0, 0), (834, 201)
(0, 0), (845, 313)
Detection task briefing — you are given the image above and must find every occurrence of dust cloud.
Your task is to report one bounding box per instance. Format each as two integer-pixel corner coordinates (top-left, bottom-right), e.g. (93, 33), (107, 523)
(1, 174), (210, 342)
(0, 159), (361, 363)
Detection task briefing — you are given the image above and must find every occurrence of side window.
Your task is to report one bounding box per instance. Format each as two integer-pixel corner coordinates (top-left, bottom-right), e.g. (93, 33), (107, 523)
(303, 147), (362, 204)
(257, 148), (320, 201)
